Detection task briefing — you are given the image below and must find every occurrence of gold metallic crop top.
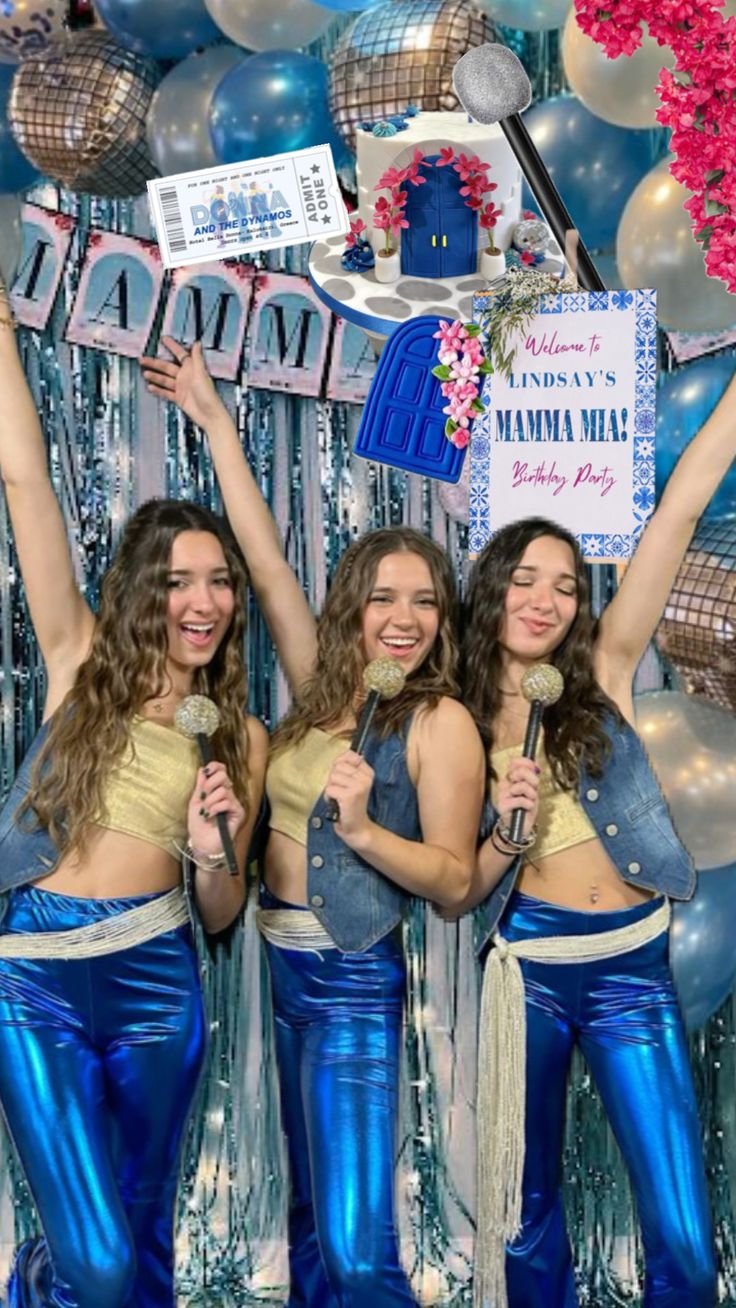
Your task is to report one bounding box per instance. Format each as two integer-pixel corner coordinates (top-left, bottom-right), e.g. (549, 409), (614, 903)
(96, 716), (199, 854)
(490, 738), (596, 860)
(266, 728), (349, 847)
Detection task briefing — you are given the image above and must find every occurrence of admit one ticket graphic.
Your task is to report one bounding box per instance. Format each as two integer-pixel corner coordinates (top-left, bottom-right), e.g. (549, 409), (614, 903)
(147, 145), (349, 269)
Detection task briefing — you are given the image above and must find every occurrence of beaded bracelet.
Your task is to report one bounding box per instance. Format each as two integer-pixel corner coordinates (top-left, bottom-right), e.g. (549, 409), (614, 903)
(176, 841), (229, 873)
(491, 818), (538, 855)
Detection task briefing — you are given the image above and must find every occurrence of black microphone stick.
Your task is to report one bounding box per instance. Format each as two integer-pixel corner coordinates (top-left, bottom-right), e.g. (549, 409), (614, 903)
(509, 664), (564, 845)
(453, 44), (605, 293)
(326, 657), (406, 822)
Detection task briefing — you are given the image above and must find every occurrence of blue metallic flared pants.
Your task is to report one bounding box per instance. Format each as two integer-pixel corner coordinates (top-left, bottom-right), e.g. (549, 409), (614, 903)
(0, 885), (207, 1308)
(261, 886), (416, 1307)
(497, 891), (716, 1308)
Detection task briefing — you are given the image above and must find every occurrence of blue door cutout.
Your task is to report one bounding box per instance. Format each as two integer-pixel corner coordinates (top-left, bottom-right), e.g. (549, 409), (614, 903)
(353, 315), (468, 484)
(401, 155), (477, 278)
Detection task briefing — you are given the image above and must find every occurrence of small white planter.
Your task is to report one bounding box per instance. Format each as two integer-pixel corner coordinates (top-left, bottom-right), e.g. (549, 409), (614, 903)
(374, 248), (400, 284)
(479, 248), (506, 281)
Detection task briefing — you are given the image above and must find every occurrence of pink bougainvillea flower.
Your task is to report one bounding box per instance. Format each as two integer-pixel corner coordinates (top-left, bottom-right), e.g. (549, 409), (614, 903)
(452, 429), (471, 449)
(436, 146), (456, 167)
(433, 319), (468, 349)
(375, 166), (409, 191)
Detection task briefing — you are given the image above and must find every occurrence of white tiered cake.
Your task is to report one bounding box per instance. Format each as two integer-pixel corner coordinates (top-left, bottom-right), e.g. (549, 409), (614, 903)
(356, 110), (522, 277)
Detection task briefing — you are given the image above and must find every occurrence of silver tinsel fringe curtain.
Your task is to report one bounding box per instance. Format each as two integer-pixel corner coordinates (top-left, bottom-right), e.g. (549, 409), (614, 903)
(1, 23), (736, 1308)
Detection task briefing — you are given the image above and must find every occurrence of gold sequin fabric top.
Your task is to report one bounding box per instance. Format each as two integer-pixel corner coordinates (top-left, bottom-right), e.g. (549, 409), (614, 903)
(267, 728), (349, 846)
(490, 737), (596, 860)
(97, 716), (199, 854)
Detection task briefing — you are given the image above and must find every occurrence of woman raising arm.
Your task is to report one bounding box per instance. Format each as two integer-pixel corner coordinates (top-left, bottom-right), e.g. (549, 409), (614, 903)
(459, 370), (736, 1308)
(0, 288), (266, 1308)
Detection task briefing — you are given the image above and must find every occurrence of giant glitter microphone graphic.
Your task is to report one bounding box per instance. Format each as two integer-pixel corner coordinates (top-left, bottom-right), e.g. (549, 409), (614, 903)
(452, 43), (605, 293)
(174, 694), (239, 877)
(509, 663), (564, 845)
(326, 657), (406, 823)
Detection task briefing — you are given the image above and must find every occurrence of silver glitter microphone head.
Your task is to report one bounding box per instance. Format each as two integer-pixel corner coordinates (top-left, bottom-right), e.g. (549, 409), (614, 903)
(174, 694), (221, 739)
(452, 43), (532, 125)
(520, 663), (564, 706)
(362, 657), (406, 700)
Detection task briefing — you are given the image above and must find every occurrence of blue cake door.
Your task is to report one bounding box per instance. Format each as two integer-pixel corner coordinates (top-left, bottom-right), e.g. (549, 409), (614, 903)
(401, 155), (477, 278)
(353, 315), (467, 483)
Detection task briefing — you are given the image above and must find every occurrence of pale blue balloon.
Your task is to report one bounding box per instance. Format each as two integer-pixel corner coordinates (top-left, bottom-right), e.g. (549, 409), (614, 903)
(0, 64), (40, 193)
(147, 44), (246, 176)
(315, 0), (382, 7)
(521, 94), (658, 251)
(474, 0), (571, 32)
(656, 357), (736, 518)
(671, 863), (736, 1030)
(95, 0), (221, 59)
(210, 50), (346, 165)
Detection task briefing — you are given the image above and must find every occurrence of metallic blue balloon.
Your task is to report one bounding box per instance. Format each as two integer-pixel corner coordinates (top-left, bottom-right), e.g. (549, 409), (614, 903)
(0, 64), (40, 193)
(656, 356), (736, 518)
(671, 863), (736, 1030)
(94, 0), (221, 59)
(316, 0), (383, 7)
(210, 50), (345, 165)
(520, 94), (658, 251)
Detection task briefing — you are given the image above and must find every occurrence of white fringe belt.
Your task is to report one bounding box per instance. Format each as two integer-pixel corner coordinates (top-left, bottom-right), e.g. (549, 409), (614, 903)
(475, 897), (671, 1308)
(256, 907), (337, 952)
(0, 887), (189, 959)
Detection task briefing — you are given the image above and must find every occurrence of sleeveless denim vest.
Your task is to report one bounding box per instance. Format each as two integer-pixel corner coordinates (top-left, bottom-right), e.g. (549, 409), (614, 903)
(0, 722), (59, 924)
(290, 719), (420, 953)
(474, 712), (696, 956)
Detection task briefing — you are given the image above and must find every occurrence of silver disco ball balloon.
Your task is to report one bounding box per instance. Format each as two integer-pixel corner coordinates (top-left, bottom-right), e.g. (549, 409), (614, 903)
(329, 0), (493, 154)
(9, 30), (160, 197)
(656, 517), (736, 713)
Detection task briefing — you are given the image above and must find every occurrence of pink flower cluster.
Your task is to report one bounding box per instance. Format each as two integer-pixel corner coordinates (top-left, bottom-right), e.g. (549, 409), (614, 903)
(435, 149), (498, 212)
(431, 319), (491, 448)
(574, 0), (736, 290)
(345, 217), (367, 248)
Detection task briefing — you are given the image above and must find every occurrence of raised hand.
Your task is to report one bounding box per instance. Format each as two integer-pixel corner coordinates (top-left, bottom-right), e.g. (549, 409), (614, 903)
(140, 337), (226, 429)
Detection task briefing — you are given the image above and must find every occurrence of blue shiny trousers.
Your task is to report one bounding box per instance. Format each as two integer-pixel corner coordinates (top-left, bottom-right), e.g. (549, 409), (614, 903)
(0, 885), (207, 1308)
(498, 891), (716, 1308)
(261, 886), (416, 1307)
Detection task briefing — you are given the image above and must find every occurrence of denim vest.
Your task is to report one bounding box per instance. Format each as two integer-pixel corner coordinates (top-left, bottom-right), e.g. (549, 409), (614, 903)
(0, 722), (59, 924)
(474, 712), (696, 956)
(297, 720), (420, 953)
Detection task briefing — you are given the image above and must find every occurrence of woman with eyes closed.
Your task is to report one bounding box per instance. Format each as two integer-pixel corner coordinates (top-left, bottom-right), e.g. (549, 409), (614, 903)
(457, 373), (736, 1308)
(140, 338), (485, 1307)
(0, 297), (267, 1308)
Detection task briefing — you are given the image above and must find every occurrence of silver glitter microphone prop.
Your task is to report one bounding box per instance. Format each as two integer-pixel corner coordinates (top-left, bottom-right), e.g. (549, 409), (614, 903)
(326, 657), (407, 823)
(174, 695), (239, 877)
(510, 663), (565, 844)
(452, 44), (605, 293)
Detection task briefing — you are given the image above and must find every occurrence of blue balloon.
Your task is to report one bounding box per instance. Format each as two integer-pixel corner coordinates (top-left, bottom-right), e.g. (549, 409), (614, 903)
(671, 863), (736, 1030)
(210, 50), (346, 165)
(315, 0), (383, 7)
(520, 94), (659, 251)
(0, 65), (40, 194)
(94, 0), (221, 58)
(657, 356), (736, 518)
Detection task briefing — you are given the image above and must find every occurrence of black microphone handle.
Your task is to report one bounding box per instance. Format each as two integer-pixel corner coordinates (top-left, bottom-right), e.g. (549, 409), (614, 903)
(326, 689), (382, 822)
(196, 733), (239, 877)
(499, 114), (605, 293)
(509, 698), (544, 845)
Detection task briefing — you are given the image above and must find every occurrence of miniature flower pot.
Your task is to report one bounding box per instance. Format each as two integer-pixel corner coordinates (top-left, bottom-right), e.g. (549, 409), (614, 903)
(374, 248), (400, 284)
(479, 248), (506, 281)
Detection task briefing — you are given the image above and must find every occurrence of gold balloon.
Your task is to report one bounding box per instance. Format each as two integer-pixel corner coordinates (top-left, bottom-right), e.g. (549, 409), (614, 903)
(656, 518), (736, 714)
(9, 30), (160, 197)
(634, 690), (736, 870)
(616, 159), (736, 332)
(562, 10), (673, 129)
(329, 0), (493, 155)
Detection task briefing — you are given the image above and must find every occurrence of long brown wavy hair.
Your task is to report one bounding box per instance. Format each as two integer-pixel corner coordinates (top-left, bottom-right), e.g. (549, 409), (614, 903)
(272, 527), (459, 751)
(19, 499), (251, 853)
(462, 517), (620, 787)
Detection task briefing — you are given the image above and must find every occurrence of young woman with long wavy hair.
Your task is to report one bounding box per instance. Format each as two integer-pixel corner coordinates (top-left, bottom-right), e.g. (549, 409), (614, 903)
(457, 373), (736, 1308)
(0, 298), (267, 1308)
(141, 339), (485, 1306)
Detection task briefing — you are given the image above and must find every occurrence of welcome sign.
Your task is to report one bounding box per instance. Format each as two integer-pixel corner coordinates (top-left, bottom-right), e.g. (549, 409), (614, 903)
(468, 288), (657, 561)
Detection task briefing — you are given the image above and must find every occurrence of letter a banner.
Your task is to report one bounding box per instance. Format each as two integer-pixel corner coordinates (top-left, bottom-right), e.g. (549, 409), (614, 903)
(468, 289), (657, 562)
(65, 231), (164, 358)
